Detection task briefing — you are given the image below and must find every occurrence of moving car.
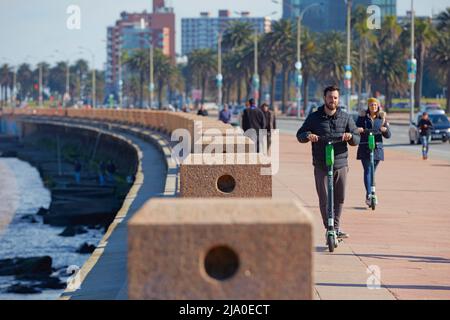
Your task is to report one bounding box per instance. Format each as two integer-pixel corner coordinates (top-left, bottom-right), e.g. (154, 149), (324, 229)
(409, 111), (450, 144)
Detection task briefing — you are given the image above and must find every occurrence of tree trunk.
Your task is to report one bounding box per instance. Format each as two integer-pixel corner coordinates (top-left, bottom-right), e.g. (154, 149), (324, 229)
(139, 72), (144, 109)
(158, 80), (163, 109)
(259, 71), (264, 106)
(270, 63), (276, 111)
(385, 79), (391, 112)
(237, 76), (242, 105)
(415, 44), (425, 109)
(245, 74), (252, 101)
(446, 70), (450, 114)
(303, 73), (309, 113)
(201, 76), (207, 105)
(358, 44), (363, 108)
(281, 65), (289, 114)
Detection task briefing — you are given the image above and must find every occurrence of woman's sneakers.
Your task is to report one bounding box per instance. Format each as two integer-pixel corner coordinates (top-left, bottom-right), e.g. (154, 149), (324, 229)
(366, 195), (379, 207)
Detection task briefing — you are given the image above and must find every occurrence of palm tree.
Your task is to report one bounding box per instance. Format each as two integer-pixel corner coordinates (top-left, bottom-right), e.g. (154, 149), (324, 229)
(48, 62), (68, 97)
(187, 49), (216, 105)
(370, 16), (406, 111)
(221, 21), (255, 105)
(429, 34), (450, 113)
(370, 43), (406, 111)
(72, 59), (89, 102)
(266, 19), (296, 113)
(0, 64), (12, 106)
(153, 49), (174, 109)
(353, 5), (378, 106)
(16, 63), (33, 101)
(299, 30), (318, 111)
(432, 7), (450, 113)
(408, 18), (437, 108)
(222, 21), (254, 52)
(260, 33), (281, 109)
(316, 31), (347, 87)
(436, 7), (450, 32)
(123, 49), (148, 108)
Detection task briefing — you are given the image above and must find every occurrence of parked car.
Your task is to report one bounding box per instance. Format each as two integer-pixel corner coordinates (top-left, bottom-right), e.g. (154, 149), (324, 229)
(409, 111), (450, 144)
(393, 102), (409, 109)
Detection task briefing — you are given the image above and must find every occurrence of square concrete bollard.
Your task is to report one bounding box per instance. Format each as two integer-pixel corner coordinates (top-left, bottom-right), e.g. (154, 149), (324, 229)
(128, 199), (314, 300)
(180, 153), (272, 198)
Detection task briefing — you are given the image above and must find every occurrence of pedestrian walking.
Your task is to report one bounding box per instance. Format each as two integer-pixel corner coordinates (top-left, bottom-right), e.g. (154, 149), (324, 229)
(417, 112), (433, 160)
(241, 98), (266, 152)
(219, 104), (231, 124)
(260, 103), (277, 151)
(197, 105), (209, 117)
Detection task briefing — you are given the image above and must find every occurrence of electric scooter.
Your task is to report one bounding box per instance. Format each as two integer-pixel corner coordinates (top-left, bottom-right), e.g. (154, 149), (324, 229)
(361, 129), (383, 211)
(320, 135), (346, 253)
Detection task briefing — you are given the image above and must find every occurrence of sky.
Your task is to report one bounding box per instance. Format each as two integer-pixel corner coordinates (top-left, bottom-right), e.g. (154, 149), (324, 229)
(0, 0), (449, 70)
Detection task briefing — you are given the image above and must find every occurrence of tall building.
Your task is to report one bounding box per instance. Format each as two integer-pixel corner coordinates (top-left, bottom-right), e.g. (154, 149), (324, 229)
(105, 0), (175, 101)
(181, 10), (272, 56)
(282, 0), (397, 33)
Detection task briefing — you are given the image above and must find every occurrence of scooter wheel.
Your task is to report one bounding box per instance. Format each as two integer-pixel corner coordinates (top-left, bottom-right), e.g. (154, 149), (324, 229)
(327, 235), (336, 252)
(371, 201), (376, 211)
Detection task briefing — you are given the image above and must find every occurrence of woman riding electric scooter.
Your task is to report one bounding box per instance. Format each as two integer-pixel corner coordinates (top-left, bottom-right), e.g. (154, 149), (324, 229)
(356, 98), (392, 207)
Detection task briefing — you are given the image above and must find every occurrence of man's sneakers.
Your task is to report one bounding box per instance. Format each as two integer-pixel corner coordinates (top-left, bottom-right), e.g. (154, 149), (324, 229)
(337, 230), (350, 239)
(325, 230), (350, 243)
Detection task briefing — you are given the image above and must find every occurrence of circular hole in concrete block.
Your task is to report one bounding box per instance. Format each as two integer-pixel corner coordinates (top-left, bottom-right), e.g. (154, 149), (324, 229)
(204, 246), (239, 281)
(217, 175), (236, 194)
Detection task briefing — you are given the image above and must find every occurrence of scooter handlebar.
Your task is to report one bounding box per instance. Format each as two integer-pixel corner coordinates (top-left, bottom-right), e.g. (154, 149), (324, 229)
(362, 128), (383, 135)
(318, 135), (347, 144)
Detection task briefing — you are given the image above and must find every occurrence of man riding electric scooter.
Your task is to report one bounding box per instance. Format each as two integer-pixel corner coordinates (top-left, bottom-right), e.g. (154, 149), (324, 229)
(297, 85), (360, 250)
(356, 98), (391, 209)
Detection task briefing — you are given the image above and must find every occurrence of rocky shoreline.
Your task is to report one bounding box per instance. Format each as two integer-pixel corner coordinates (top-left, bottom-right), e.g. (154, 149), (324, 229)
(0, 120), (137, 296)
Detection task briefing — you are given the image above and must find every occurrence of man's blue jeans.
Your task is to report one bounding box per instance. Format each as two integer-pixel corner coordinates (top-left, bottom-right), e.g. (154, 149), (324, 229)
(361, 159), (380, 198)
(421, 135), (431, 157)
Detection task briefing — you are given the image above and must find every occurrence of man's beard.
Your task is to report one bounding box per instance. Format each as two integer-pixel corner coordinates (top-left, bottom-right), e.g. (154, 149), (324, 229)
(325, 102), (337, 111)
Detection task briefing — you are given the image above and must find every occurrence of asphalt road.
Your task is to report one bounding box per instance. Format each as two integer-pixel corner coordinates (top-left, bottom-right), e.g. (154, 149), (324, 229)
(277, 118), (450, 162)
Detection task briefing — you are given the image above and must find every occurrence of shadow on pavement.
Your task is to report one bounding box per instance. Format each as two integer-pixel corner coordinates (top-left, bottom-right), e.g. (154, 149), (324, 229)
(316, 283), (450, 291)
(334, 253), (450, 264)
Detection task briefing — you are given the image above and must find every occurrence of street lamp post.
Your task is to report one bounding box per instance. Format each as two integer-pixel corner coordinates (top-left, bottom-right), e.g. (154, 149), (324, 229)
(253, 28), (260, 107)
(345, 0), (353, 113)
(409, 0), (416, 124)
(295, 3), (322, 119)
(217, 32), (223, 109)
(37, 62), (43, 107)
(54, 50), (71, 108)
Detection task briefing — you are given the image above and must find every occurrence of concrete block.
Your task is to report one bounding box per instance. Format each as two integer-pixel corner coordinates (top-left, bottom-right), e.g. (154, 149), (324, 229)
(128, 198), (314, 300)
(180, 153), (272, 198)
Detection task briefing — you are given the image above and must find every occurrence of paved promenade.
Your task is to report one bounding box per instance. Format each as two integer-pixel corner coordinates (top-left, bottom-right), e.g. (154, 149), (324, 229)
(273, 133), (450, 300)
